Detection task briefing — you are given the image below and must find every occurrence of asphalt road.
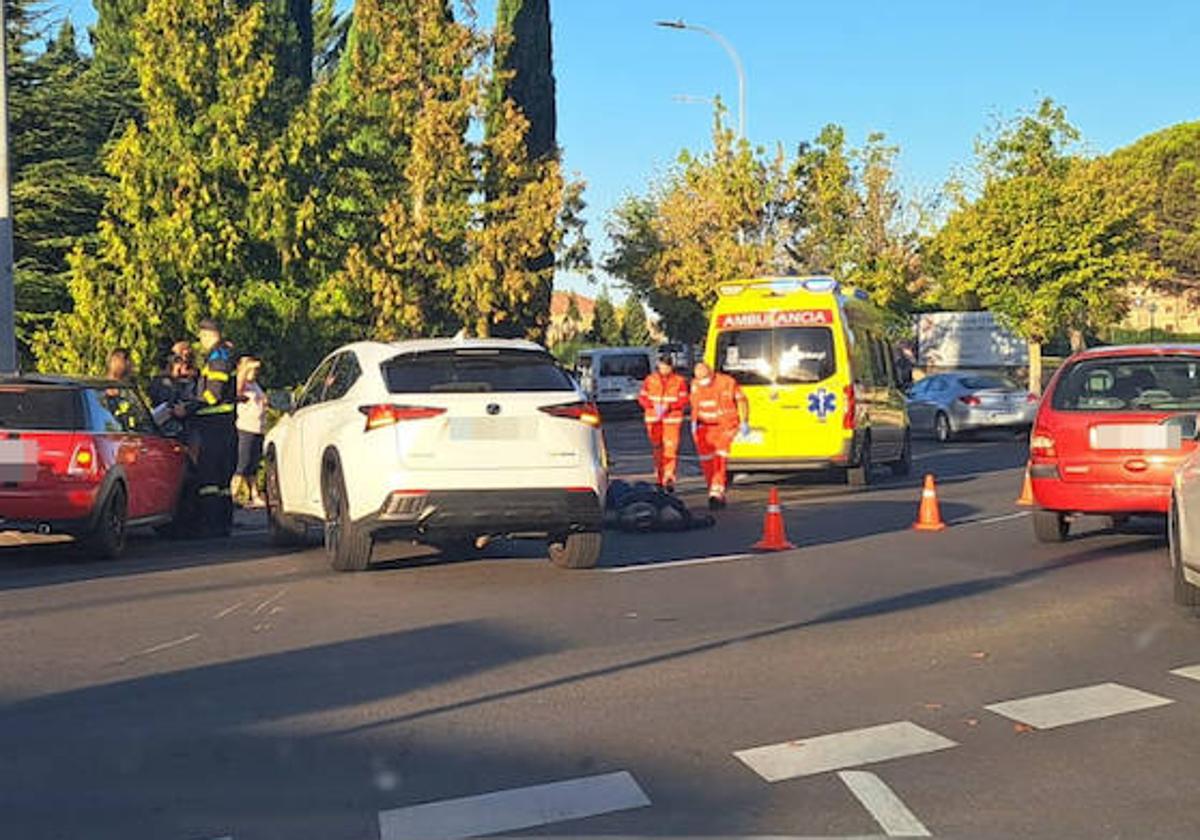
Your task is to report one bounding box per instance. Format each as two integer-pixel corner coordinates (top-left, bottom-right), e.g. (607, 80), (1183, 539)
(2, 421), (1198, 840)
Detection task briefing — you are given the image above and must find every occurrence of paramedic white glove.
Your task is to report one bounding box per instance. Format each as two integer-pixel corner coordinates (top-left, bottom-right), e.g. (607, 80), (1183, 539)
(739, 422), (751, 439)
(655, 404), (667, 420)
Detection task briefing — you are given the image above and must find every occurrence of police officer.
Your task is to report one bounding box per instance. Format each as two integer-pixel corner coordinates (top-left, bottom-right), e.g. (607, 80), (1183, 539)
(103, 348), (139, 431)
(187, 319), (238, 537)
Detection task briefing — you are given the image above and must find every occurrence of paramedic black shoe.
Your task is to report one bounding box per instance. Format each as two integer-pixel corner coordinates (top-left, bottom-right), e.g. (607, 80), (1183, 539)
(708, 495), (721, 511)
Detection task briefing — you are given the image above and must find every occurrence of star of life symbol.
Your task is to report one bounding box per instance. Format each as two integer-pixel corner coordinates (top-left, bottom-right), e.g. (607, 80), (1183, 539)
(808, 388), (837, 421)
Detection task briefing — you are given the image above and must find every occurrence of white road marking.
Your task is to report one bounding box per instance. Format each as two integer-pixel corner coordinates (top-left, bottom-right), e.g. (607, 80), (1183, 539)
(838, 770), (931, 837)
(1170, 664), (1200, 682)
(948, 511), (1030, 528)
(117, 633), (200, 664)
(734, 721), (958, 782)
(376, 771), (650, 840)
(251, 587), (288, 615)
(212, 601), (244, 620)
(605, 553), (751, 573)
(984, 682), (1173, 730)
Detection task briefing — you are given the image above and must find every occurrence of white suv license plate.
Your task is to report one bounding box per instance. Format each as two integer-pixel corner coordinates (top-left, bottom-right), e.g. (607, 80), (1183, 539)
(449, 417), (529, 441)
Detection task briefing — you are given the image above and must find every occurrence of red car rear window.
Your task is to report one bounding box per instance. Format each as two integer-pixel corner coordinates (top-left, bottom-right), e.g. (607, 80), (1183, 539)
(1050, 355), (1200, 412)
(0, 386), (82, 430)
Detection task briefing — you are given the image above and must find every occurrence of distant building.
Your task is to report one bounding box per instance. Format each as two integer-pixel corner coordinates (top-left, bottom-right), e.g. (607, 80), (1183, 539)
(1119, 283), (1200, 335)
(548, 291), (596, 345)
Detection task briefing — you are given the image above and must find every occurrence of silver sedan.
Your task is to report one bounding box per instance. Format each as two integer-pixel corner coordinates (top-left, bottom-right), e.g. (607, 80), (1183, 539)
(906, 372), (1038, 442)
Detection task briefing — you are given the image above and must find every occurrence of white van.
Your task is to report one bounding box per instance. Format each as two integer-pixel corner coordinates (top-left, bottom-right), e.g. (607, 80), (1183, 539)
(576, 348), (655, 407)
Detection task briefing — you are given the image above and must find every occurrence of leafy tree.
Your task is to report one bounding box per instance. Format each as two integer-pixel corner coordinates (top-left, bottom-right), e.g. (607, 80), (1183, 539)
(1108, 121), (1200, 286)
(588, 288), (621, 345)
(927, 100), (1156, 390)
(621, 298), (651, 345)
(35, 0), (318, 381)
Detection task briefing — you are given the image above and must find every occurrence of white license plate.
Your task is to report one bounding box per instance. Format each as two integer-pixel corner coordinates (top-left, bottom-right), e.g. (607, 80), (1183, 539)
(989, 412), (1017, 422)
(449, 417), (530, 441)
(0, 439), (39, 483)
(1090, 424), (1181, 450)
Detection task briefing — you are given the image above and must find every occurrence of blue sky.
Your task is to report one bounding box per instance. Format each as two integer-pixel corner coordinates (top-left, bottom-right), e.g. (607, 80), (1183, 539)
(57, 1), (1200, 300)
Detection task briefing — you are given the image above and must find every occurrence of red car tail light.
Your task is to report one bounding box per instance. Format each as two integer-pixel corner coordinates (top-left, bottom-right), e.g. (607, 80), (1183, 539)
(959, 395), (982, 406)
(1030, 431), (1056, 457)
(843, 385), (857, 430)
(1025, 392), (1040, 404)
(540, 401), (602, 427)
(359, 404), (446, 431)
(67, 440), (98, 478)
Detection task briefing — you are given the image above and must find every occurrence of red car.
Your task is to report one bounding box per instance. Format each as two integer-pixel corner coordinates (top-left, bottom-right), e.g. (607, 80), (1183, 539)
(1030, 345), (1200, 542)
(0, 376), (190, 557)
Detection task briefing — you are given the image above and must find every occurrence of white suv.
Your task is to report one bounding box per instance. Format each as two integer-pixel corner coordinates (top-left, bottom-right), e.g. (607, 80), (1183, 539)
(264, 339), (608, 571)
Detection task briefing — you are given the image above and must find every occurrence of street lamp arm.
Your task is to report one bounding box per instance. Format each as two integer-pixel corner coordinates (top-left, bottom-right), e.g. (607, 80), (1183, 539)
(654, 19), (746, 139)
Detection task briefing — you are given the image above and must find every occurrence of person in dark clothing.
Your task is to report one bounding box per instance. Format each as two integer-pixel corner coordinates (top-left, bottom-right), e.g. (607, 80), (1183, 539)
(186, 319), (238, 537)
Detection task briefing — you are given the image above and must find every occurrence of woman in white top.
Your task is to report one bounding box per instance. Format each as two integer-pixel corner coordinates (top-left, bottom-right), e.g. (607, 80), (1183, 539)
(232, 355), (268, 508)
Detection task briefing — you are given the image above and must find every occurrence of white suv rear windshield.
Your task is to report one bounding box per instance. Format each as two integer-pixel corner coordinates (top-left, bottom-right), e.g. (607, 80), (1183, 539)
(1051, 356), (1200, 411)
(383, 349), (575, 393)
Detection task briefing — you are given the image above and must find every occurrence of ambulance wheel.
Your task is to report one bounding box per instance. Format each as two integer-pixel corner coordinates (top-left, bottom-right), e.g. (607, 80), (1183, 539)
(548, 531), (602, 569)
(846, 438), (873, 487)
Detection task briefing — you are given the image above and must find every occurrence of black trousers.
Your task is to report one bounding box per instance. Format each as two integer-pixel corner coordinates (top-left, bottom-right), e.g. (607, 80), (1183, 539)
(193, 416), (237, 536)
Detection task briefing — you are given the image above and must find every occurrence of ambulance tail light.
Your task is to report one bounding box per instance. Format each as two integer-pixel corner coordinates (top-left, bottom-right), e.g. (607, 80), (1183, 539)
(360, 404), (446, 431)
(1030, 430), (1057, 458)
(843, 385), (857, 430)
(540, 401), (602, 427)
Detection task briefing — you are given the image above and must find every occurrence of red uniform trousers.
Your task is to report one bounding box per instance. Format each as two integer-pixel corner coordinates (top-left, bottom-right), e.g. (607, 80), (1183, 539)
(693, 422), (738, 498)
(646, 419), (683, 486)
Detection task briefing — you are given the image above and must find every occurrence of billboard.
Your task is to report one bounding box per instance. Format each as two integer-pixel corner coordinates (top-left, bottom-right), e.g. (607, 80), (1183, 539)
(916, 311), (1028, 368)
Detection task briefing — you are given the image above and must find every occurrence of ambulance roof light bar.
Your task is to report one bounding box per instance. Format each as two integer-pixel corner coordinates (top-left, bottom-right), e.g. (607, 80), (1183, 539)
(718, 276), (838, 296)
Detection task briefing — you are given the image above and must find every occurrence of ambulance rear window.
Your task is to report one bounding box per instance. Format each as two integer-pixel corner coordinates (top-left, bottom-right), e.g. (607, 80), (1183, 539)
(716, 328), (835, 385)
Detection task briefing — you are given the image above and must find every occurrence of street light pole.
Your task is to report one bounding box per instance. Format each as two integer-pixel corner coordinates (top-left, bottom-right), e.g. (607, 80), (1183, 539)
(0, 3), (15, 373)
(656, 19), (746, 139)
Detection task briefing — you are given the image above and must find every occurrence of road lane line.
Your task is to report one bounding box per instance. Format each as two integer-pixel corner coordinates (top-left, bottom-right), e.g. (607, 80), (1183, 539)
(985, 682), (1173, 729)
(213, 601), (245, 620)
(251, 587), (288, 615)
(376, 771), (650, 840)
(605, 554), (751, 573)
(948, 511), (1030, 528)
(734, 721), (958, 782)
(117, 633), (200, 664)
(1170, 664), (1200, 682)
(838, 771), (931, 837)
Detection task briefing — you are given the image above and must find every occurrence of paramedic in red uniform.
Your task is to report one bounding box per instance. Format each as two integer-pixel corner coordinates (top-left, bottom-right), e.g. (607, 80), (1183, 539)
(637, 354), (689, 492)
(689, 361), (750, 509)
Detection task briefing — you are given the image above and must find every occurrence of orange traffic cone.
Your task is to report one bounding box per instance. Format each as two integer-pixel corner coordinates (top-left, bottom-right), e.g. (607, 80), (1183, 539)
(913, 474), (947, 532)
(1016, 466), (1034, 507)
(753, 486), (795, 551)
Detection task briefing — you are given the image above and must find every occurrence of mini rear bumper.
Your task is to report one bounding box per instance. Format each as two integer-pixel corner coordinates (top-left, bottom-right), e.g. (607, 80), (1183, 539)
(360, 487), (605, 540)
(0, 487), (100, 535)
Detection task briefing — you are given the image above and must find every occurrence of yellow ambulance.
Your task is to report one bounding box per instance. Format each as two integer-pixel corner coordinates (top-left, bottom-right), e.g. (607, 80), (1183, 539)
(703, 276), (910, 485)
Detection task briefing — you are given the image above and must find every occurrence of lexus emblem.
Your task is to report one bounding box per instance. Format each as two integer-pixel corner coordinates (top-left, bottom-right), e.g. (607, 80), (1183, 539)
(487, 403), (501, 416)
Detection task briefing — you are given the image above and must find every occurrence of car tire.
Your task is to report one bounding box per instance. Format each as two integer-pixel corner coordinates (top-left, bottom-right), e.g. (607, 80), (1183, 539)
(265, 451), (307, 547)
(85, 483), (128, 560)
(934, 412), (954, 444)
(548, 531), (602, 569)
(846, 436), (873, 487)
(1170, 502), (1200, 607)
(1033, 509), (1069, 543)
(890, 430), (913, 477)
(322, 458), (372, 573)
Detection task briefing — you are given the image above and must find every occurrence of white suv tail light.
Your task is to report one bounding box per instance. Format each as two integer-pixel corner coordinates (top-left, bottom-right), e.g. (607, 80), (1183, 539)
(539, 401), (602, 427)
(359, 404), (446, 431)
